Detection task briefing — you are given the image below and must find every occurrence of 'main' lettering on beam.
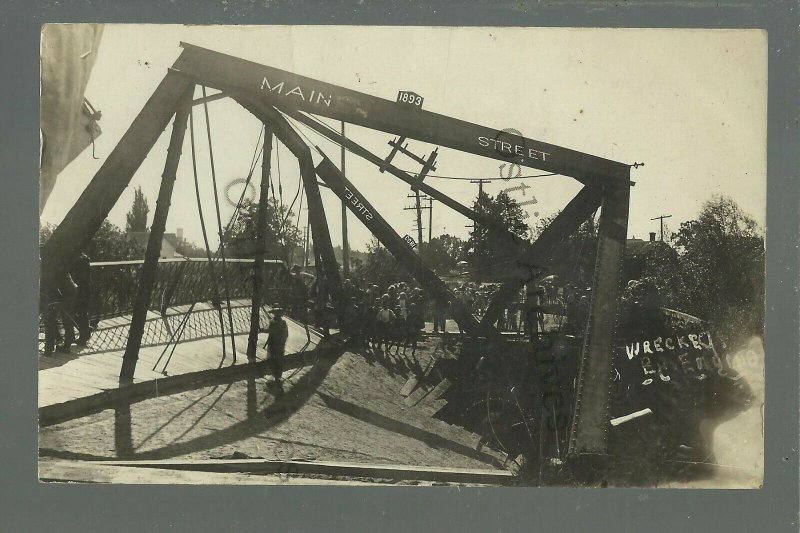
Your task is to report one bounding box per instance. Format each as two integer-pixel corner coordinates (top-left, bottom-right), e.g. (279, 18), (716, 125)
(261, 77), (332, 107)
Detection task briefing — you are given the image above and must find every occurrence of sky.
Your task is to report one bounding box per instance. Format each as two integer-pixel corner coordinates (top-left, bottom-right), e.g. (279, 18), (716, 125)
(41, 25), (767, 253)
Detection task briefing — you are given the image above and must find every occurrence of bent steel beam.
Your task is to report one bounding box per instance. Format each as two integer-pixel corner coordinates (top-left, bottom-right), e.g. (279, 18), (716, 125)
(480, 185), (604, 329)
(41, 71), (195, 288)
(315, 155), (490, 337)
(171, 42), (630, 186)
(235, 96), (341, 306)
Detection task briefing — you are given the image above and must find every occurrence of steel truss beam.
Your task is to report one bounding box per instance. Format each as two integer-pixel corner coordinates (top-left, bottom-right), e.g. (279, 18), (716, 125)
(480, 185), (605, 328)
(247, 125), (275, 359)
(315, 155), (490, 337)
(41, 72), (195, 289)
(121, 84), (195, 383)
(568, 181), (631, 455)
(171, 43), (630, 186)
(235, 96), (342, 308)
(42, 44), (633, 456)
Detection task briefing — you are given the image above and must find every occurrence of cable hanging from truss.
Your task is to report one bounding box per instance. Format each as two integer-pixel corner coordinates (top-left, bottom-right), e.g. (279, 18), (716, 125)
(201, 85), (238, 363)
(188, 105), (228, 364)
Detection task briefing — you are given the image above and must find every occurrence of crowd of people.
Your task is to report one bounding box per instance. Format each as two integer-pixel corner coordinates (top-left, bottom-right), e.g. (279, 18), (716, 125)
(39, 250), (595, 357)
(279, 265), (595, 352)
(335, 279), (428, 355)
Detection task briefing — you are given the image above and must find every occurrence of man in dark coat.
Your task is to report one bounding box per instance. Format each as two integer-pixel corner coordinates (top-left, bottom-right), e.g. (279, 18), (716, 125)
(261, 305), (289, 387)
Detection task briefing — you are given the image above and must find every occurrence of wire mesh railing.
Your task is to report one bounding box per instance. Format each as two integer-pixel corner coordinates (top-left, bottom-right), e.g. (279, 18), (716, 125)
(39, 258), (291, 354)
(86, 257), (289, 320)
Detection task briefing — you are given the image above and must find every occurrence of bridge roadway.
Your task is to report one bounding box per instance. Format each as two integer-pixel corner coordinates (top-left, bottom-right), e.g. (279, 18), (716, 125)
(39, 301), (319, 409)
(38, 303), (514, 484)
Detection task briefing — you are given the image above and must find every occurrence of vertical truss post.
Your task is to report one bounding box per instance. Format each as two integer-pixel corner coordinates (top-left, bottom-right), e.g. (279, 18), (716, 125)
(300, 152), (341, 309)
(120, 85), (194, 384)
(568, 178), (631, 455)
(247, 125), (274, 359)
(235, 98), (341, 311)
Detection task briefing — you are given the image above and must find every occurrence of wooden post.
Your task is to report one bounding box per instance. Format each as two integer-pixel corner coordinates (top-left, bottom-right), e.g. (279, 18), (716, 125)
(428, 197), (433, 242)
(120, 85), (194, 384)
(415, 189), (424, 249)
(247, 126), (274, 359)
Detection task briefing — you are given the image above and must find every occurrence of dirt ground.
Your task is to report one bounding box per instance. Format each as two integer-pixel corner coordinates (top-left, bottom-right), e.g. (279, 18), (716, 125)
(38, 333), (764, 487)
(39, 336), (507, 475)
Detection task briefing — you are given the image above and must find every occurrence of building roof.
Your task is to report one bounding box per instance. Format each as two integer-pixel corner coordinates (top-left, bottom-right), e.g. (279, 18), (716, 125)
(127, 231), (183, 256)
(626, 238), (675, 257)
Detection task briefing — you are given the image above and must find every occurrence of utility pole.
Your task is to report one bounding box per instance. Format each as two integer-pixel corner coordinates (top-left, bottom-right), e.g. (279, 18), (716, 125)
(650, 214), (672, 242)
(382, 136), (438, 250)
(414, 187), (423, 247)
(405, 194), (432, 249)
(427, 196), (433, 242)
(470, 178), (491, 200)
(340, 121), (349, 278)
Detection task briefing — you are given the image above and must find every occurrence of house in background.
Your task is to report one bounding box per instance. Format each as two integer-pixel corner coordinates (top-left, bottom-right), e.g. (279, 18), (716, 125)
(126, 227), (185, 259)
(623, 232), (679, 283)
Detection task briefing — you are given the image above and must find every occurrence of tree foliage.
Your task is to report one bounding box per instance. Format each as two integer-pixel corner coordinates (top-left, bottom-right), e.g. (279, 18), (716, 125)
(223, 198), (303, 263)
(125, 186), (150, 232)
(464, 191), (530, 281)
(671, 196), (764, 342)
(40, 220), (145, 262)
(529, 209), (600, 286)
(420, 233), (465, 275)
(353, 237), (412, 290)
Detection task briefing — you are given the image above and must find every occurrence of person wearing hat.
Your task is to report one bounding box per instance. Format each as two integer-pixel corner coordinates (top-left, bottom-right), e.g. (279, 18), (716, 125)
(260, 304), (289, 386)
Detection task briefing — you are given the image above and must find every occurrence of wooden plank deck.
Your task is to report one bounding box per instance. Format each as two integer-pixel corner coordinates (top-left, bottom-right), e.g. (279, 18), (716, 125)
(39, 315), (320, 409)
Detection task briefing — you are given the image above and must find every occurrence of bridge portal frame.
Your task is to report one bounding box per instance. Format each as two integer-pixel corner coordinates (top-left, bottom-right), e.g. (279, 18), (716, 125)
(40, 43), (633, 457)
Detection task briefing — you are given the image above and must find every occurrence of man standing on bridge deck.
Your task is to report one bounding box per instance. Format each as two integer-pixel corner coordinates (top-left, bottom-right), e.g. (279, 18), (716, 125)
(261, 305), (289, 387)
(71, 252), (92, 345)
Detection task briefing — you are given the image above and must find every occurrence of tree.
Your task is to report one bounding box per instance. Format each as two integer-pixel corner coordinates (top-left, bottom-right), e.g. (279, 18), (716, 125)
(464, 191), (530, 281)
(420, 233), (465, 274)
(672, 196), (764, 343)
(353, 237), (412, 290)
(529, 210), (599, 286)
(125, 186), (150, 232)
(223, 198), (303, 263)
(40, 220), (145, 261)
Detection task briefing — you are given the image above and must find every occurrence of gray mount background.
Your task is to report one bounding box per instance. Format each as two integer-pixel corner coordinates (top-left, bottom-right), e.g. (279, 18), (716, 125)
(1, 1), (797, 531)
